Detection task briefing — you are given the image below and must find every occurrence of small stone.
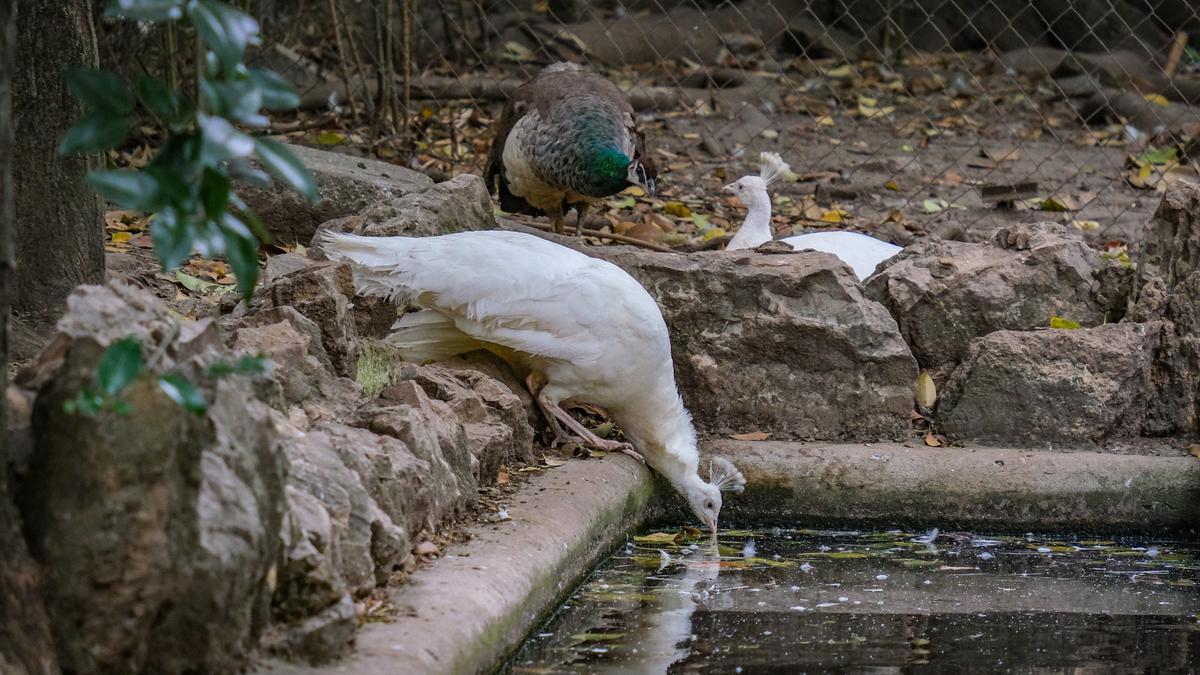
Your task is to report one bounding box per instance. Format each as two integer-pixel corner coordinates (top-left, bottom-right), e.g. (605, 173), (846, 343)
(415, 541), (440, 557)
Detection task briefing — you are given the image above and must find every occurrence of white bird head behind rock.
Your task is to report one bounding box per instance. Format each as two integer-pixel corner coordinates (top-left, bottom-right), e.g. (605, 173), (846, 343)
(722, 152), (902, 279)
(319, 229), (746, 532)
(723, 152), (789, 250)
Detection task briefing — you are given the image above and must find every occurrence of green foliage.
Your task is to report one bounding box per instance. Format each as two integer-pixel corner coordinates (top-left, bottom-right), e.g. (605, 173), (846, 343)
(62, 0), (319, 303)
(60, 0), (313, 416)
(97, 337), (145, 396)
(204, 355), (269, 377)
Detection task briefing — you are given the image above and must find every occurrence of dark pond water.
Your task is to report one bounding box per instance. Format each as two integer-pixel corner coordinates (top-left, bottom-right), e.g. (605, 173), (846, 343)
(505, 527), (1200, 673)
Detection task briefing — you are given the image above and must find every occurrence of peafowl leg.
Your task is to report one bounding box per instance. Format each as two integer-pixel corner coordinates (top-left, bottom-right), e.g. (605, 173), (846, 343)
(574, 203), (589, 236)
(545, 403), (645, 463)
(549, 204), (565, 235)
(526, 373), (571, 447)
(525, 373), (643, 461)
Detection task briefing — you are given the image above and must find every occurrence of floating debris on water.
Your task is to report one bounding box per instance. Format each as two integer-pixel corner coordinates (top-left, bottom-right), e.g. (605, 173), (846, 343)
(507, 527), (1200, 672)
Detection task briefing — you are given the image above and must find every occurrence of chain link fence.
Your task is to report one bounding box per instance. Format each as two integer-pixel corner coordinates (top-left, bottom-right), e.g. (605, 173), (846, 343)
(98, 1), (1200, 248)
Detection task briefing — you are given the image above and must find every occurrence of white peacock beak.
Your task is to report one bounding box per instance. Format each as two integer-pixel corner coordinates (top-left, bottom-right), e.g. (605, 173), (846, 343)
(722, 183), (736, 193)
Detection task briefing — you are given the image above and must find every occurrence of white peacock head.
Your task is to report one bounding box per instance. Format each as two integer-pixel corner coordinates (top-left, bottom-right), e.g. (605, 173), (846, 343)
(684, 457), (746, 534)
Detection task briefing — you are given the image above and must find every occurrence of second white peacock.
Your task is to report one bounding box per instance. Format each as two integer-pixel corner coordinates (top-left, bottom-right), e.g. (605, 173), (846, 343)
(320, 229), (745, 533)
(723, 152), (902, 280)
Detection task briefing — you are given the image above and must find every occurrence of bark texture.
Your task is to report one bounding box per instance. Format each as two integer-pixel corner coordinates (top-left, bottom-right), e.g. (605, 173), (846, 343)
(1, 2), (60, 672)
(13, 0), (105, 337)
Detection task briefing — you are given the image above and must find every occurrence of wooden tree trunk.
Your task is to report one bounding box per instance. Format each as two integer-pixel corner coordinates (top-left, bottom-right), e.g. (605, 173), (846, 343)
(1, 4), (59, 673)
(12, 0), (104, 345)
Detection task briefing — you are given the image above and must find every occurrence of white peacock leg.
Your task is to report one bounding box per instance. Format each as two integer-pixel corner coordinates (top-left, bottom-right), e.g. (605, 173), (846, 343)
(525, 372), (572, 447)
(544, 402), (645, 463)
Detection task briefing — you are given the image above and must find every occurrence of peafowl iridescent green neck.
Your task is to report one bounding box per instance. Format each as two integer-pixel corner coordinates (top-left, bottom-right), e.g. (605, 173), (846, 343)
(583, 146), (632, 196)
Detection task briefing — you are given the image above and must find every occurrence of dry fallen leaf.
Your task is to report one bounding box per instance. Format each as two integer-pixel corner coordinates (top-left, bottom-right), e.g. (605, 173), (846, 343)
(730, 431), (771, 441)
(924, 433), (943, 448)
(820, 208), (849, 223)
(916, 371), (937, 409)
(542, 455), (567, 468)
(497, 466), (509, 485)
(1188, 444), (1200, 460)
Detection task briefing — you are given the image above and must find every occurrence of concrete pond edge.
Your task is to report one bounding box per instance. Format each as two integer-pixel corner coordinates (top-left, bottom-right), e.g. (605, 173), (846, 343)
(258, 441), (1200, 675)
(256, 454), (656, 675)
(707, 441), (1200, 536)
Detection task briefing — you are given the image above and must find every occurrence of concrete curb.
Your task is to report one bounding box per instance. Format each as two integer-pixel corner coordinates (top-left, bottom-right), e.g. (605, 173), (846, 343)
(702, 441), (1200, 535)
(256, 455), (654, 675)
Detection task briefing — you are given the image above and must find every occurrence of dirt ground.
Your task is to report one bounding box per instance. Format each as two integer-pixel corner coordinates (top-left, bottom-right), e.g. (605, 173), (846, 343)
(94, 50), (1200, 331)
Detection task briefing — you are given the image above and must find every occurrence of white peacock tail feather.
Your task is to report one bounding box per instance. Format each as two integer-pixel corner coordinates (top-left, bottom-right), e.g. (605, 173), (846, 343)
(758, 151), (791, 186)
(708, 457), (746, 493)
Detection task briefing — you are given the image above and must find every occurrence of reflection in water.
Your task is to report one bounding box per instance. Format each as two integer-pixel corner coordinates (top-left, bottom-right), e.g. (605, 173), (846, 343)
(506, 528), (1200, 673)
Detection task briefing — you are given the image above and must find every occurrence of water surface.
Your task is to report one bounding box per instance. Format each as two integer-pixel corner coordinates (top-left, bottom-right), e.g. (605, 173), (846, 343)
(507, 527), (1200, 672)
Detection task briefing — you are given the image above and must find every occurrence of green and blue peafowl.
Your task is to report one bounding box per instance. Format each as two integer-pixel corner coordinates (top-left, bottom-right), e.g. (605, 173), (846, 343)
(484, 62), (657, 235)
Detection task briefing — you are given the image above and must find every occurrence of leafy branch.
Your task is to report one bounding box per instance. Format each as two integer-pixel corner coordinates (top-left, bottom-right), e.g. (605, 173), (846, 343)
(60, 0), (319, 415)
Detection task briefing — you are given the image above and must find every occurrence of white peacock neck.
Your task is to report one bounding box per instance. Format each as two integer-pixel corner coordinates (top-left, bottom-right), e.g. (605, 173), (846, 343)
(726, 186), (774, 250)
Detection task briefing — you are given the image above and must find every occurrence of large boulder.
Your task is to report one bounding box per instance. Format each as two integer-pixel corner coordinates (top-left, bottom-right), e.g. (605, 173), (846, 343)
(865, 225), (1106, 375)
(315, 174), (495, 245)
(585, 244), (917, 441)
(15, 283), (286, 675)
(938, 323), (1159, 447)
(1130, 180), (1200, 437)
(240, 144), (433, 245)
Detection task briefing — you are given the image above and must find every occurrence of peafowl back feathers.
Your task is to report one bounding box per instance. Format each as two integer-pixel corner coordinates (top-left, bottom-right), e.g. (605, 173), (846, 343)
(485, 62), (656, 235)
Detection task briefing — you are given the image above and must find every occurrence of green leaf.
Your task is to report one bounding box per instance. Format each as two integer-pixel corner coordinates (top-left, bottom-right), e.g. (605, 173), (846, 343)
(1138, 146), (1178, 165)
(64, 389), (106, 417)
(97, 337), (145, 396)
(59, 112), (130, 154)
(86, 170), (159, 210)
(135, 75), (192, 129)
(205, 355), (268, 377)
(64, 68), (132, 115)
(226, 158), (272, 189)
(188, 0), (260, 76)
(105, 0), (186, 21)
(221, 212), (260, 299)
(239, 208), (273, 244)
(922, 198), (948, 214)
(248, 69), (300, 111)
(254, 138), (319, 202)
(1049, 316), (1082, 329)
(150, 209), (195, 270)
(175, 270), (233, 295)
(158, 374), (207, 414)
(199, 113), (255, 163)
(200, 167), (231, 219)
(199, 78), (265, 125)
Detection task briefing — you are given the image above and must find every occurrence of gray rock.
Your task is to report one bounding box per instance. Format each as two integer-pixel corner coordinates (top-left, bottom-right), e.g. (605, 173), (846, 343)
(395, 361), (537, 484)
(278, 421), (403, 598)
(358, 382), (477, 522)
(264, 594), (358, 666)
(240, 143), (433, 245)
(231, 306), (336, 408)
(17, 282), (285, 675)
(265, 252), (315, 284)
(317, 422), (429, 545)
(312, 174), (495, 246)
(865, 226), (1105, 375)
(262, 262), (360, 377)
(588, 244), (917, 441)
(938, 323), (1159, 447)
(1131, 181), (1200, 437)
